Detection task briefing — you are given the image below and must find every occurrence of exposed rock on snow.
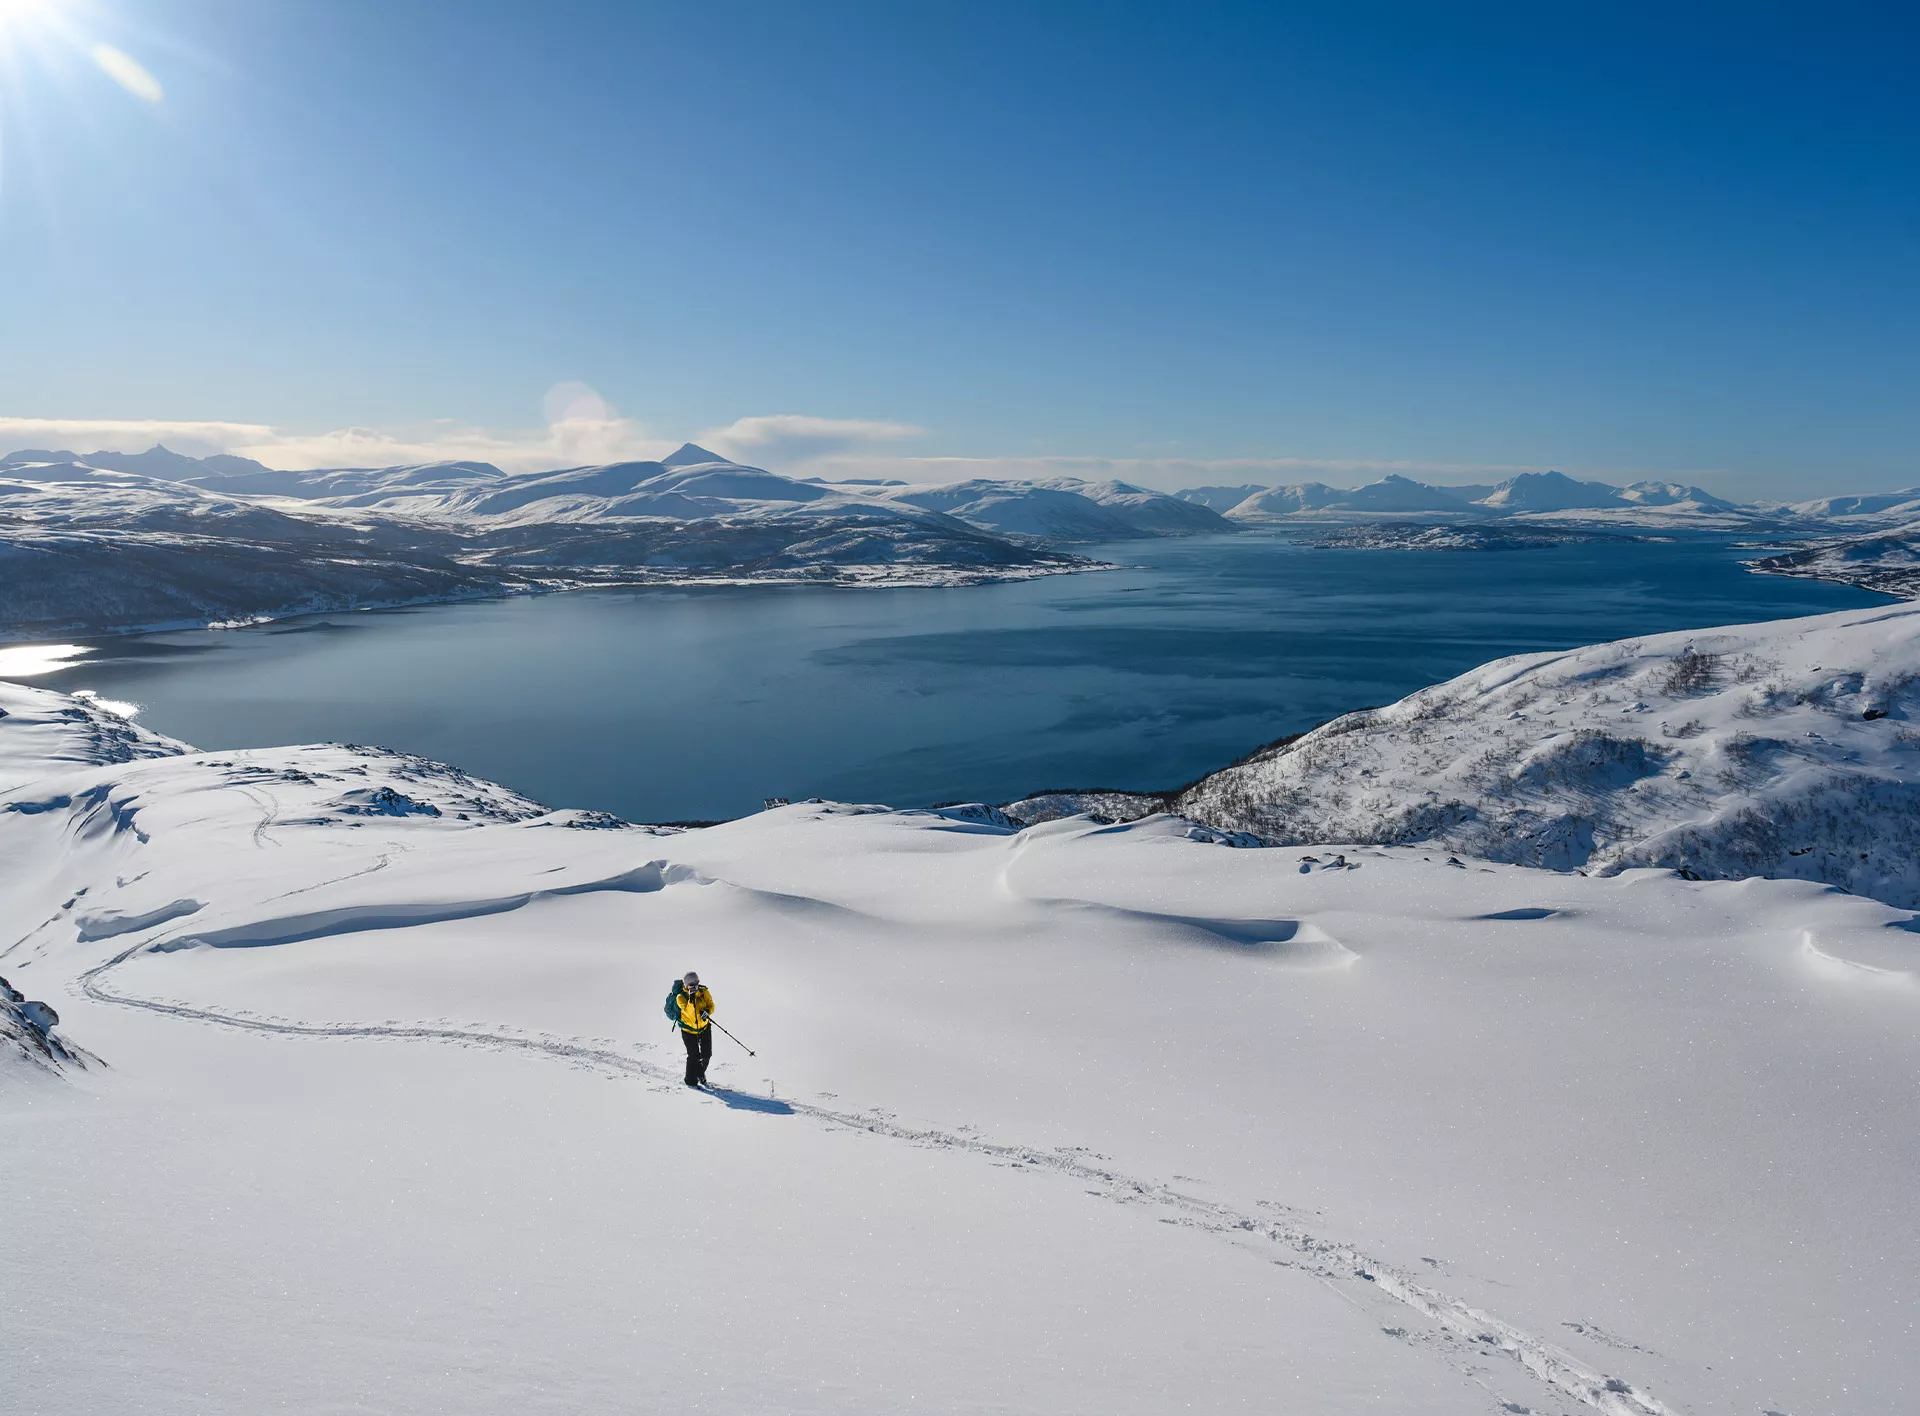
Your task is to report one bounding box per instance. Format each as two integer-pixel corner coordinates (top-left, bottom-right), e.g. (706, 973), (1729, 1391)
(2, 971), (100, 1077)
(1002, 788), (1172, 826)
(1171, 603), (1920, 906)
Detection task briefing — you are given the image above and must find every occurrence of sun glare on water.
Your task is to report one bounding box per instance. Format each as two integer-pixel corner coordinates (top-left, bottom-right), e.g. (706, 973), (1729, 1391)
(0, 643), (91, 678)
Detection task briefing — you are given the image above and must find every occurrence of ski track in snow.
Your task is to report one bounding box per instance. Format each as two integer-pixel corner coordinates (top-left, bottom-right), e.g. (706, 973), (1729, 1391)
(76, 938), (1681, 1416)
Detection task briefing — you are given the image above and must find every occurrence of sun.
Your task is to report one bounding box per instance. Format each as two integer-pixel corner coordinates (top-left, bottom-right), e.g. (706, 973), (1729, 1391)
(0, 0), (64, 52)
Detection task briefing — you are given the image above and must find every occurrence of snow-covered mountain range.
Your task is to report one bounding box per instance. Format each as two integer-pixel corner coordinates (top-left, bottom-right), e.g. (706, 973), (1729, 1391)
(1176, 467), (1920, 531)
(6, 442), (1918, 638)
(6, 444), (1214, 637)
(5, 628), (1917, 1414)
(1010, 601), (1920, 907)
(159, 440), (1231, 542)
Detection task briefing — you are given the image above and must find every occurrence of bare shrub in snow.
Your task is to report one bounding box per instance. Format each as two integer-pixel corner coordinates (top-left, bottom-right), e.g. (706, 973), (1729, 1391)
(1662, 649), (1722, 696)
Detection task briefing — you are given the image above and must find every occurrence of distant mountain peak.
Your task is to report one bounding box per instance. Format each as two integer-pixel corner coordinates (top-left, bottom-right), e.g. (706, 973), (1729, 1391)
(1476, 469), (1626, 512)
(661, 442), (731, 467)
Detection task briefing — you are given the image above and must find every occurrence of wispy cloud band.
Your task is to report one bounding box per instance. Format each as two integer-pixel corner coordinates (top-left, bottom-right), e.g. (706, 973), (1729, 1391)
(0, 409), (1730, 493)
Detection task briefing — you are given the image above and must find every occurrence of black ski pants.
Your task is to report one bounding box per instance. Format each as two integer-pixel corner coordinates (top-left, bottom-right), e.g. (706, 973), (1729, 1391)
(681, 1027), (712, 1085)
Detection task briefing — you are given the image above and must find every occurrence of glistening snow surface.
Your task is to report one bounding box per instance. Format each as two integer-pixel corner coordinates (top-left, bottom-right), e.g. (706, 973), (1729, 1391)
(2, 659), (1917, 1415)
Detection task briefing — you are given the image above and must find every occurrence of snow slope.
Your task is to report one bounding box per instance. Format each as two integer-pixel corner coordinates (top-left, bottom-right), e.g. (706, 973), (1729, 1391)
(1171, 603), (1920, 905)
(3, 676), (1918, 1415)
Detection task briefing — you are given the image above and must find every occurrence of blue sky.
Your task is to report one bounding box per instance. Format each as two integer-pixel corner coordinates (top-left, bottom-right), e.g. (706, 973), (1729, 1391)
(0, 0), (1914, 495)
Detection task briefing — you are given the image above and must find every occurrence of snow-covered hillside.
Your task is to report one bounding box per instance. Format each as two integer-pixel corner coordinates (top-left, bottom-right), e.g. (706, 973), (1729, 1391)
(2, 675), (1916, 1415)
(0, 460), (514, 640)
(1748, 524), (1920, 599)
(1785, 487), (1920, 527)
(1170, 603), (1920, 905)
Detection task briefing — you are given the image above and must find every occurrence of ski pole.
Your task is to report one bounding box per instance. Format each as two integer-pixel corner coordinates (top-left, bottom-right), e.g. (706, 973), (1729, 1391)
(707, 1018), (756, 1056)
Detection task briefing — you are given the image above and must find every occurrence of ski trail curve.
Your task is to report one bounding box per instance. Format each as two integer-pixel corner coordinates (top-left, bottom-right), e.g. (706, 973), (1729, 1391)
(78, 949), (1682, 1416)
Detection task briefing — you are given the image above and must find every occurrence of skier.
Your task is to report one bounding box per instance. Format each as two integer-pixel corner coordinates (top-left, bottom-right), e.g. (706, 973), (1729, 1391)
(664, 971), (715, 1088)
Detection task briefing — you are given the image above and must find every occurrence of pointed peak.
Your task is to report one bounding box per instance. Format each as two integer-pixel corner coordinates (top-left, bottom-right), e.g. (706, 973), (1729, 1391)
(662, 442), (731, 468)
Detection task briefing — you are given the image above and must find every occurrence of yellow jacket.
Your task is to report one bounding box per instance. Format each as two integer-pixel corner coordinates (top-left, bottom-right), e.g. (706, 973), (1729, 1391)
(666, 983), (714, 1032)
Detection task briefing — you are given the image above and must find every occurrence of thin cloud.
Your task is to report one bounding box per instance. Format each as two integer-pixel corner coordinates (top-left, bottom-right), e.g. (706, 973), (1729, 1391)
(698, 414), (924, 468)
(0, 417), (278, 460)
(0, 394), (672, 475)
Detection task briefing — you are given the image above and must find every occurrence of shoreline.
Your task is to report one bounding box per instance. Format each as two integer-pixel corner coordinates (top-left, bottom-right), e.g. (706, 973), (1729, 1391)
(0, 557), (1112, 648)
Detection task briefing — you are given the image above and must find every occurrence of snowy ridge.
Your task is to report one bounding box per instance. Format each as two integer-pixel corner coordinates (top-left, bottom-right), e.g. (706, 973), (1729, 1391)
(1173, 603), (1920, 904)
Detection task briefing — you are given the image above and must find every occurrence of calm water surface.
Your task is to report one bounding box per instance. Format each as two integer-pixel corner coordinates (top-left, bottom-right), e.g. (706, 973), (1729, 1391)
(33, 534), (1886, 821)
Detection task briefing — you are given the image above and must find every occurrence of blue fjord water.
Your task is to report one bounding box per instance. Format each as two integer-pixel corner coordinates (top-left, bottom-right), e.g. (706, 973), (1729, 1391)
(33, 534), (1886, 822)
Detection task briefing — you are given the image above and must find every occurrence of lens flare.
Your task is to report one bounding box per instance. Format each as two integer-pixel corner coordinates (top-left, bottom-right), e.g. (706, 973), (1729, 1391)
(90, 41), (161, 102)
